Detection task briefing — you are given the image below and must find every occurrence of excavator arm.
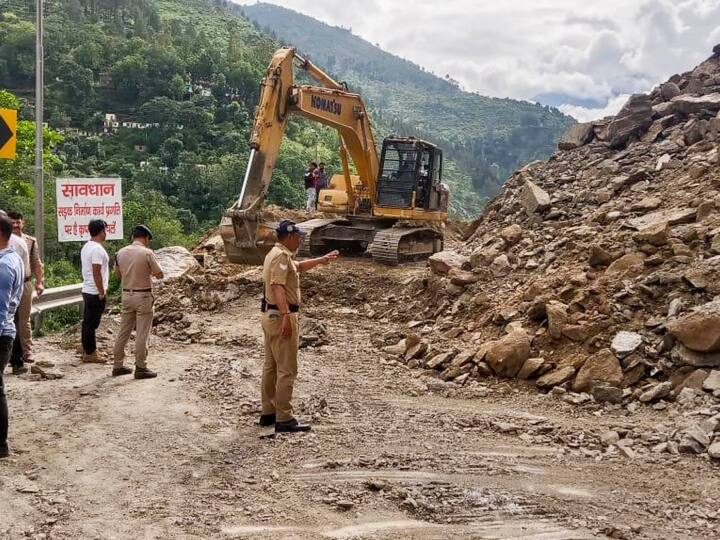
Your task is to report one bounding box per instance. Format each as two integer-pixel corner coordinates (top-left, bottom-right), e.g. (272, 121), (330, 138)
(221, 47), (380, 264)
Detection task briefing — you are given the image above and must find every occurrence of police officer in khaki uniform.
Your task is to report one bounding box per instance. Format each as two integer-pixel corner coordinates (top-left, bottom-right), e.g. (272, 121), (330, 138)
(260, 220), (338, 433)
(112, 225), (164, 379)
(8, 212), (43, 366)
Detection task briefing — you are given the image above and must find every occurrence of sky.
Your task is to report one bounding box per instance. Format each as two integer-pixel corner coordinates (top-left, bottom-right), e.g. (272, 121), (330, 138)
(239, 0), (720, 121)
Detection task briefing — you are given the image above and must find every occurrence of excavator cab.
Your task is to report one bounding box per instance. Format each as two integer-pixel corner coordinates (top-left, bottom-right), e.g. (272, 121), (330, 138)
(376, 138), (443, 211)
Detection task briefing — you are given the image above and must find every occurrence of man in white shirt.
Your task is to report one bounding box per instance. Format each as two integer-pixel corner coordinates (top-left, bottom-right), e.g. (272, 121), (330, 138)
(80, 220), (110, 364)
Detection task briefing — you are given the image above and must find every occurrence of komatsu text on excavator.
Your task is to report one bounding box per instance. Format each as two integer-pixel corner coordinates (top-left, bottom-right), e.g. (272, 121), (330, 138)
(220, 47), (449, 265)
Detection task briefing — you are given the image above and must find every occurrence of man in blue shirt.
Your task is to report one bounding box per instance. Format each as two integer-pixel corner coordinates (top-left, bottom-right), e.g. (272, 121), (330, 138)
(0, 211), (24, 458)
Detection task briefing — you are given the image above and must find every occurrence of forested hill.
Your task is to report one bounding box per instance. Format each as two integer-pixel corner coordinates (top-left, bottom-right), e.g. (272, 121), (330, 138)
(1, 0), (492, 228)
(1, 0), (351, 267)
(240, 2), (576, 200)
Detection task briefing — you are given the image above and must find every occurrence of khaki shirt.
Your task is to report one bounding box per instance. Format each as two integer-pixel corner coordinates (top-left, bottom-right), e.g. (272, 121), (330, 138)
(9, 233), (29, 280)
(23, 233), (42, 280)
(263, 243), (300, 306)
(116, 241), (163, 291)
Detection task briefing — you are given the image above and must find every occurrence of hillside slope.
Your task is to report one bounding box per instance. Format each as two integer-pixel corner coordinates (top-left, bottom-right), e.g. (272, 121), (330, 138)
(240, 2), (575, 202)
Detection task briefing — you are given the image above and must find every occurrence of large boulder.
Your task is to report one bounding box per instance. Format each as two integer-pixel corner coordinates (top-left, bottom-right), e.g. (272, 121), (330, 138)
(546, 301), (568, 340)
(667, 299), (720, 352)
(490, 254), (511, 277)
(155, 246), (201, 280)
(639, 381), (673, 402)
(611, 331), (643, 358)
(670, 93), (720, 115)
(448, 268), (480, 286)
(536, 366), (576, 389)
(659, 82), (681, 101)
(607, 94), (653, 149)
(517, 357), (546, 380)
(521, 181), (550, 216)
(500, 224), (523, 245)
(558, 122), (594, 150)
(428, 251), (470, 275)
(633, 222), (669, 246)
(588, 245), (615, 268)
(572, 349), (623, 392)
(703, 370), (720, 392)
(671, 344), (720, 368)
(485, 329), (531, 378)
(605, 253), (645, 278)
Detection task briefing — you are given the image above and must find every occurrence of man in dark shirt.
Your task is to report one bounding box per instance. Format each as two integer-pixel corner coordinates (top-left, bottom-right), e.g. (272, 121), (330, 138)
(304, 162), (318, 212)
(314, 163), (328, 209)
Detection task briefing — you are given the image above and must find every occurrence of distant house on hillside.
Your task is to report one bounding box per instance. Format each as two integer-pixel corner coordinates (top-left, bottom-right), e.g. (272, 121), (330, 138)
(96, 72), (113, 88)
(104, 114), (119, 134)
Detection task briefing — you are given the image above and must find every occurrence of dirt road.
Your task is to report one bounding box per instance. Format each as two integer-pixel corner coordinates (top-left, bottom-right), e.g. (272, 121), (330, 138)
(0, 260), (718, 539)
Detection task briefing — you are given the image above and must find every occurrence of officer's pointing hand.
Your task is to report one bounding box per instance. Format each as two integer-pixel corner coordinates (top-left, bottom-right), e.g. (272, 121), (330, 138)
(323, 250), (339, 264)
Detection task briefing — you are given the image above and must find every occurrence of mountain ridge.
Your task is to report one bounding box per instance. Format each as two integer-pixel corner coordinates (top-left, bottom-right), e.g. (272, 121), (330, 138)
(239, 2), (576, 206)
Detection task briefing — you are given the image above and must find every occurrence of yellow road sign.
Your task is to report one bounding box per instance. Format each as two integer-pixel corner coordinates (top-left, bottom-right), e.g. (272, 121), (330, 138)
(0, 108), (18, 160)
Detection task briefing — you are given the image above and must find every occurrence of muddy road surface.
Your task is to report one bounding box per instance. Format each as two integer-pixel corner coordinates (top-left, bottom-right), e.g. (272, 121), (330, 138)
(0, 259), (717, 539)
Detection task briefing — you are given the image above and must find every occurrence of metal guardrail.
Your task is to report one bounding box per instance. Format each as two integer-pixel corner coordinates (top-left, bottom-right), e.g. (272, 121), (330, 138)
(30, 283), (84, 330)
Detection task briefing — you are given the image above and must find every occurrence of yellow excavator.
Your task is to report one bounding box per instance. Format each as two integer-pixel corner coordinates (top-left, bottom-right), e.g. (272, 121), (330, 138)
(220, 47), (449, 265)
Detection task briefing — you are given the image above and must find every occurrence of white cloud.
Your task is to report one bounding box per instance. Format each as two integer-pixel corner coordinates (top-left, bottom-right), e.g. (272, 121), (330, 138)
(239, 0), (720, 118)
(559, 94), (631, 122)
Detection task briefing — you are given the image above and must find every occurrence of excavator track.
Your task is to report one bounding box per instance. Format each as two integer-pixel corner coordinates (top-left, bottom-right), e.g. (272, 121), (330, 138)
(369, 227), (443, 265)
(297, 218), (345, 257)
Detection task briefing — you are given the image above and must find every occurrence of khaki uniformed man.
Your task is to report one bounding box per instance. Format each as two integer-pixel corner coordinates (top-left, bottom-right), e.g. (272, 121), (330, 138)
(8, 212), (43, 367)
(112, 225), (164, 379)
(260, 220), (338, 433)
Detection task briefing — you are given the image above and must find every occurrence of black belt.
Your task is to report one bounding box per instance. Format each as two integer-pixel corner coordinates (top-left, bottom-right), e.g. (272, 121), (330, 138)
(24, 277), (31, 283)
(261, 298), (299, 313)
(123, 288), (151, 293)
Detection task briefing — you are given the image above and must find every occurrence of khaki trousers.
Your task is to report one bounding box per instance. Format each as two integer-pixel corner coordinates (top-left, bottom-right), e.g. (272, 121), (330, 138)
(261, 312), (299, 423)
(17, 283), (33, 360)
(113, 293), (154, 369)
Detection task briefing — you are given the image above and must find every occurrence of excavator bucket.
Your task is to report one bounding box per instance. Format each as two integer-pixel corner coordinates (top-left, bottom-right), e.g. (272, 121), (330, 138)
(220, 148), (279, 265)
(219, 213), (277, 265)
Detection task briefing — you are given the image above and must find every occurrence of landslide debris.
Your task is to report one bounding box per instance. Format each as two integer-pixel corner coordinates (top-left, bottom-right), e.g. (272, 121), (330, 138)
(383, 45), (720, 461)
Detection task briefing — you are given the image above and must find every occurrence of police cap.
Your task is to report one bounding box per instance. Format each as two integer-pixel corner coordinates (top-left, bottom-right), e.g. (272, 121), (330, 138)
(276, 220), (306, 237)
(132, 224), (153, 240)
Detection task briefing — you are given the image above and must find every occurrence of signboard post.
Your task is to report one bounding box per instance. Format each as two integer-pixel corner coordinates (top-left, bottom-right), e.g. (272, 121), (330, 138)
(0, 108), (17, 160)
(55, 178), (124, 242)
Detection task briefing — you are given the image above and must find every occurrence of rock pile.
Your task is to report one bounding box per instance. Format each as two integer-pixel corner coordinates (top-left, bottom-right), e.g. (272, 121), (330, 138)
(385, 45), (720, 460)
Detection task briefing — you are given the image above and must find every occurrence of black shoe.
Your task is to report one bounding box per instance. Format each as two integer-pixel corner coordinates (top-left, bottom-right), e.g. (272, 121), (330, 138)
(275, 418), (311, 433)
(0, 444), (9, 458)
(112, 366), (133, 377)
(259, 413), (276, 427)
(134, 367), (157, 380)
(12, 366), (27, 375)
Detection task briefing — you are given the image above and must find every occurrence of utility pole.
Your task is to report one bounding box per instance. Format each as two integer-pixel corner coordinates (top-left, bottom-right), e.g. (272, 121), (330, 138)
(34, 0), (44, 258)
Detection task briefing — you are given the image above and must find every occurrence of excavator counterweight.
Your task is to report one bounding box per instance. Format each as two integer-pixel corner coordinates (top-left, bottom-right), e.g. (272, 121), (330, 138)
(221, 47), (449, 265)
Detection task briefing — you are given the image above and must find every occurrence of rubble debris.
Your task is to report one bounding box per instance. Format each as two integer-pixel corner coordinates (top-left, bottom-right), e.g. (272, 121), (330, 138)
(388, 44), (720, 416)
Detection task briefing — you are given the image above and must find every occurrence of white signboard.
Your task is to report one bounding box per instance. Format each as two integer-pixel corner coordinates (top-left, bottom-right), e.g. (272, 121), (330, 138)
(56, 178), (124, 241)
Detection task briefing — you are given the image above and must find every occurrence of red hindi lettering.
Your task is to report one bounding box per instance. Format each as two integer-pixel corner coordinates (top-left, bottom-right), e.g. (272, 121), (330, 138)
(105, 202), (122, 216)
(61, 184), (77, 198)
